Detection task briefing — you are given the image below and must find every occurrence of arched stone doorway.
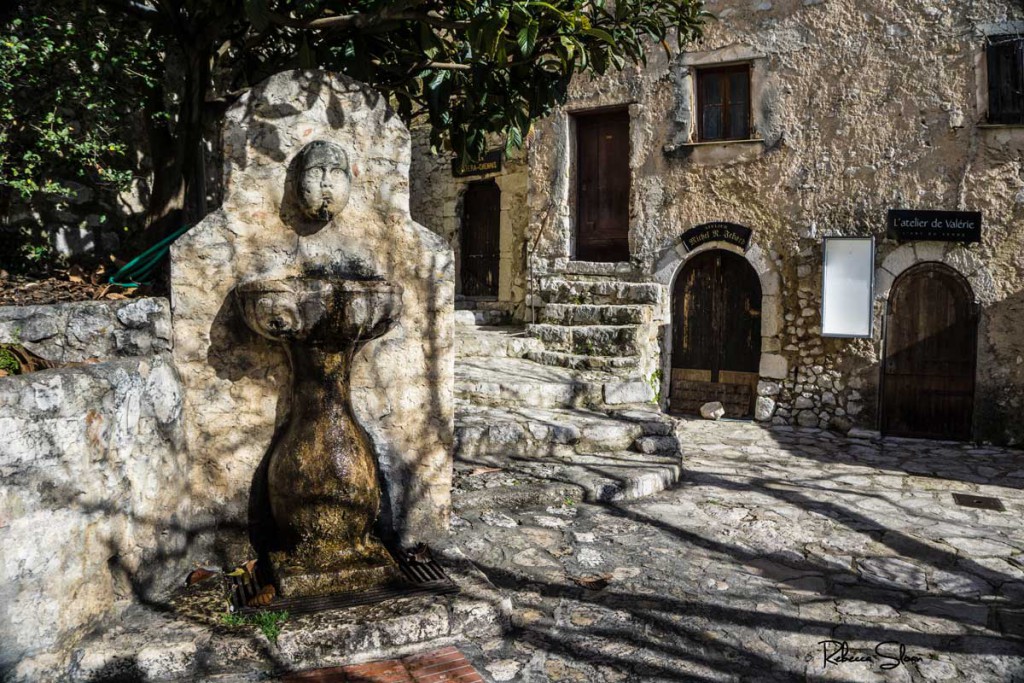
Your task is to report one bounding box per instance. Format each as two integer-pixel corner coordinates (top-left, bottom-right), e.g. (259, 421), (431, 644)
(670, 249), (762, 417)
(881, 262), (977, 440)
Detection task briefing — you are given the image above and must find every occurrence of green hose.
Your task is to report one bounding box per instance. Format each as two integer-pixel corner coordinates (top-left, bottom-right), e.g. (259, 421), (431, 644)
(108, 224), (192, 288)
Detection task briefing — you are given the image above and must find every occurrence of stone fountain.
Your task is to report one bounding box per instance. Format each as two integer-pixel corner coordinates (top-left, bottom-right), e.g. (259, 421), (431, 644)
(236, 276), (403, 596)
(161, 72), (507, 671)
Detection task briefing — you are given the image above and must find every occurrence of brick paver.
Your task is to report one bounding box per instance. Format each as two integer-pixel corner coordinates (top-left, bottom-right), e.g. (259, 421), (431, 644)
(283, 647), (483, 683)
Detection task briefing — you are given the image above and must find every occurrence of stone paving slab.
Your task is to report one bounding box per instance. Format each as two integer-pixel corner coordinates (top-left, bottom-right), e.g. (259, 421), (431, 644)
(450, 419), (1024, 682)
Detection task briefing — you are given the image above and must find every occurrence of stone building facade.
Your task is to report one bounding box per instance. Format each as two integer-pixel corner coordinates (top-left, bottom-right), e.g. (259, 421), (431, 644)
(412, 0), (1024, 446)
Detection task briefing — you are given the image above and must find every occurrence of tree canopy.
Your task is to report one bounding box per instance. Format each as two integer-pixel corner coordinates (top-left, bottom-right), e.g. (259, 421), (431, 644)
(1, 0), (708, 254)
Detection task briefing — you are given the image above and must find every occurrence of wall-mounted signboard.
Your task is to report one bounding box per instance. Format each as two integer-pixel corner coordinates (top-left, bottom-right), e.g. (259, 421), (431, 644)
(452, 150), (503, 178)
(680, 222), (752, 252)
(887, 209), (981, 243)
(821, 236), (875, 338)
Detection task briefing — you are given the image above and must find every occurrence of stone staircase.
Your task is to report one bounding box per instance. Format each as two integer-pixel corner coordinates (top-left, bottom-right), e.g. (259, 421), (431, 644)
(452, 300), (681, 517)
(522, 271), (661, 376)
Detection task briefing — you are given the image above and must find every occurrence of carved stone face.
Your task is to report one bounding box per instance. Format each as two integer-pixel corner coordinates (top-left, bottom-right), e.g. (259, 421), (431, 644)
(296, 140), (351, 221)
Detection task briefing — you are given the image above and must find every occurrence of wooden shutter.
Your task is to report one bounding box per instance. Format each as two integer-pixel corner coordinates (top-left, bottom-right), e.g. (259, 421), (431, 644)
(697, 65), (751, 141)
(988, 37), (1024, 124)
(575, 110), (630, 262)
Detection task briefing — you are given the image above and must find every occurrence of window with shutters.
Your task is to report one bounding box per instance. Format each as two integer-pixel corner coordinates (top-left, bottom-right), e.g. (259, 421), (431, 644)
(987, 35), (1024, 124)
(574, 108), (630, 262)
(695, 64), (752, 142)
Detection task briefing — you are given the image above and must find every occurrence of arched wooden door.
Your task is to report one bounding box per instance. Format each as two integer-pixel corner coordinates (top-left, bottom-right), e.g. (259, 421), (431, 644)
(881, 263), (977, 440)
(670, 250), (762, 417)
(460, 180), (501, 296)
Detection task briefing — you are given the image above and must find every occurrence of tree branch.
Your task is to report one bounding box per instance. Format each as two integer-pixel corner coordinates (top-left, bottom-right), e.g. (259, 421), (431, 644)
(96, 0), (161, 22)
(267, 8), (468, 32)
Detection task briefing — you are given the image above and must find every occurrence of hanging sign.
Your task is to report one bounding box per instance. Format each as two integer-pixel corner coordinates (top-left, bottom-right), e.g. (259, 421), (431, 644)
(821, 236), (875, 338)
(680, 222), (752, 252)
(887, 209), (981, 243)
(452, 150), (503, 178)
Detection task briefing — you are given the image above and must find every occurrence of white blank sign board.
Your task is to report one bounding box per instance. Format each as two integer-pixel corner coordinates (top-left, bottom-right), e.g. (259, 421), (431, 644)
(821, 237), (874, 338)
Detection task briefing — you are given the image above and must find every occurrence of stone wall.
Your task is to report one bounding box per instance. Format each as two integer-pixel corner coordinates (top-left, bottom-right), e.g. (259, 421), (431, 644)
(171, 70), (455, 566)
(409, 131), (530, 316)
(0, 298), (172, 363)
(525, 0), (1024, 445)
(0, 355), (189, 679)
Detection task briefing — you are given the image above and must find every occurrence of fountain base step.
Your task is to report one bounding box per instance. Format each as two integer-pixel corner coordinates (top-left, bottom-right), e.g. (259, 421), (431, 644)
(273, 554), (403, 600)
(232, 551), (458, 616)
(53, 554), (507, 683)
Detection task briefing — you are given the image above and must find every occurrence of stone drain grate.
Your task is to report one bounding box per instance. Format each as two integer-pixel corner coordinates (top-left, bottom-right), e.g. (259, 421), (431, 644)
(229, 548), (458, 616)
(952, 492), (1006, 512)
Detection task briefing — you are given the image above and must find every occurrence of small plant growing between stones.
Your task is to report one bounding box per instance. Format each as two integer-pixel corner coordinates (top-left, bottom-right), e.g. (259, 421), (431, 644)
(220, 610), (289, 642)
(648, 369), (662, 403)
(0, 348), (20, 376)
(562, 496), (576, 507)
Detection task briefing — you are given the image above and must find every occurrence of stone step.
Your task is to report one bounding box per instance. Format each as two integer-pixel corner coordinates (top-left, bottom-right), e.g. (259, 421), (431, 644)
(526, 323), (643, 357)
(538, 303), (652, 326)
(456, 326), (543, 359)
(454, 309), (511, 326)
(562, 260), (639, 278)
(455, 357), (654, 409)
(633, 434), (682, 454)
(453, 449), (683, 510)
(455, 402), (673, 458)
(525, 349), (641, 372)
(539, 276), (661, 306)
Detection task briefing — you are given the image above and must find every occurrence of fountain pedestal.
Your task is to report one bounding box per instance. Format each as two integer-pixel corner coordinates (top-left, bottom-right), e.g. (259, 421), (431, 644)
(236, 277), (403, 597)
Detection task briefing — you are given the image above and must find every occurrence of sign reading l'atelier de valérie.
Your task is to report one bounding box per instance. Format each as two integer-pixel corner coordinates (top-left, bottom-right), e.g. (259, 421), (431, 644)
(887, 209), (982, 243)
(680, 222), (753, 252)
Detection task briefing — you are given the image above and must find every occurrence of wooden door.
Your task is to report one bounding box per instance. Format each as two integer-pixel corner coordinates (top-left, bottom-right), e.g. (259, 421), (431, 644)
(576, 110), (630, 262)
(670, 250), (762, 417)
(460, 180), (501, 296)
(881, 264), (976, 440)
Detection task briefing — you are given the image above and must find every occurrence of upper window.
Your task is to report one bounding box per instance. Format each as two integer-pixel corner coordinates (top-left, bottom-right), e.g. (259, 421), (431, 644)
(696, 64), (751, 141)
(987, 35), (1024, 124)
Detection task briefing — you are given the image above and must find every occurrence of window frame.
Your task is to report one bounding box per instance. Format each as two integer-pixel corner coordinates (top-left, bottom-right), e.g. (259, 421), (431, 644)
(986, 34), (1024, 125)
(695, 63), (753, 142)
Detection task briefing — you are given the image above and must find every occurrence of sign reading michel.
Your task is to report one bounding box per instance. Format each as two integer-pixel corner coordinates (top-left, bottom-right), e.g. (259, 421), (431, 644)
(680, 222), (752, 252)
(887, 209), (982, 243)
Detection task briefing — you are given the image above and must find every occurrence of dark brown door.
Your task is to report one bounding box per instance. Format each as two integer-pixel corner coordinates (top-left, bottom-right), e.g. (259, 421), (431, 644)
(576, 109), (630, 262)
(670, 250), (762, 417)
(881, 264), (976, 440)
(460, 180), (501, 296)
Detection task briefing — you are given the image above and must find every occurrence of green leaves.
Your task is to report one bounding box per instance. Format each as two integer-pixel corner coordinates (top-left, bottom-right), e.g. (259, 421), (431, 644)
(244, 0), (272, 32)
(0, 5), (159, 199)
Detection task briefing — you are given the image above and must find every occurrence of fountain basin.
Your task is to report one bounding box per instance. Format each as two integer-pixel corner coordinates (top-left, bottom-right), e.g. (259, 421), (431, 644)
(235, 277), (402, 350)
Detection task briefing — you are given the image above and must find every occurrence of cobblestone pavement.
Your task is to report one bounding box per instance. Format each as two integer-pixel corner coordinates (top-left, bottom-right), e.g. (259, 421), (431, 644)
(450, 419), (1024, 683)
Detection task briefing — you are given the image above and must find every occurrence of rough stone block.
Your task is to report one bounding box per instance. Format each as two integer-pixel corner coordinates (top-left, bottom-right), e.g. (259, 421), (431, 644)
(755, 396), (776, 422)
(604, 381), (654, 405)
(700, 401), (725, 420)
(759, 353), (789, 380)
